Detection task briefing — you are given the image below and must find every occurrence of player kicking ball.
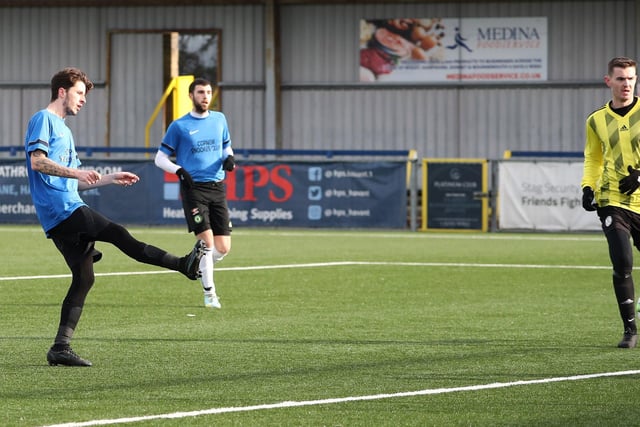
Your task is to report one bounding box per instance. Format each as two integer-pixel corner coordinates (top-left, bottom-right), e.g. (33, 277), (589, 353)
(25, 67), (207, 366)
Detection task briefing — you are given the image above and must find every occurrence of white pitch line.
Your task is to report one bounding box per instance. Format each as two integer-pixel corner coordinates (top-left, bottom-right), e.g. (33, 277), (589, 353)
(217, 261), (611, 271)
(1, 226), (604, 241)
(0, 260), (610, 282)
(42, 369), (640, 427)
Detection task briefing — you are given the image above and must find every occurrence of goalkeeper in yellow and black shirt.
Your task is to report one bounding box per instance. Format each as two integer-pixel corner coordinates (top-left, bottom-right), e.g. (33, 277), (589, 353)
(582, 56), (640, 349)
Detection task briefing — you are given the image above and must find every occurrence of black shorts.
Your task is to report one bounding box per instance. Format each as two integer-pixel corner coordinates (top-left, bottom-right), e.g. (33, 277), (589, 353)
(180, 181), (232, 236)
(598, 206), (640, 248)
(47, 206), (105, 268)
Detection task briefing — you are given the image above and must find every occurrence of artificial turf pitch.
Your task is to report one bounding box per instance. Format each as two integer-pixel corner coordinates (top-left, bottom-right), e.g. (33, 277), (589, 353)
(1, 226), (639, 426)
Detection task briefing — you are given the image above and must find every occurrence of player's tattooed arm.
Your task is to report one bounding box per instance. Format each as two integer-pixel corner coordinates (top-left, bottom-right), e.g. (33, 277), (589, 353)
(30, 149), (75, 178)
(30, 149), (101, 186)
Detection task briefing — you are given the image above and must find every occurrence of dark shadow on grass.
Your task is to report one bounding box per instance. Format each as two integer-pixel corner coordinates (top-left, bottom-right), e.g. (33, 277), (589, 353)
(1, 334), (563, 347)
(1, 334), (618, 349)
(0, 332), (628, 401)
(0, 342), (620, 401)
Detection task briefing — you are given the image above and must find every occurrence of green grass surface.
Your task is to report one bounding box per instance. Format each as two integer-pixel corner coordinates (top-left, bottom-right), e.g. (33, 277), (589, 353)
(1, 226), (638, 426)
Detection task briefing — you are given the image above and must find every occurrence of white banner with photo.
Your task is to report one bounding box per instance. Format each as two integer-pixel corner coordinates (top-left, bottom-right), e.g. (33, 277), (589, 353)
(359, 17), (547, 82)
(498, 161), (601, 231)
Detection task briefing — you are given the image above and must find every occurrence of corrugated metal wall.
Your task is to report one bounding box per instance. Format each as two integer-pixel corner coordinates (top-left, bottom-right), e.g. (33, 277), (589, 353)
(0, 4), (264, 153)
(280, 1), (637, 82)
(278, 1), (637, 159)
(109, 32), (165, 151)
(0, 1), (637, 160)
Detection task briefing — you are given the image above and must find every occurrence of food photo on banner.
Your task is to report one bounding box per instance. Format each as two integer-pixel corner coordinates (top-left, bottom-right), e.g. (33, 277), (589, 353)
(359, 17), (547, 82)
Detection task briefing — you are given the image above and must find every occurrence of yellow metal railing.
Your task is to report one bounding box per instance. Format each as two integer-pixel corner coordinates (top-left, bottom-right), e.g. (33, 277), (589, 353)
(144, 76), (220, 150)
(144, 75), (194, 150)
(406, 149), (418, 187)
(144, 76), (221, 150)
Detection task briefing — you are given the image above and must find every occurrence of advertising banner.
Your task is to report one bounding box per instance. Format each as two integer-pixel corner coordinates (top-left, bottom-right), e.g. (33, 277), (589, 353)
(223, 161), (407, 228)
(0, 161), (35, 223)
(0, 160), (167, 226)
(498, 161), (601, 231)
(0, 160), (407, 229)
(359, 17), (547, 82)
(423, 159), (488, 231)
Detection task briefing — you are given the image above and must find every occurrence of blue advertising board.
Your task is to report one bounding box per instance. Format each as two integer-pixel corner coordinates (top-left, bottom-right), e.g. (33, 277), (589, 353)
(0, 159), (407, 229)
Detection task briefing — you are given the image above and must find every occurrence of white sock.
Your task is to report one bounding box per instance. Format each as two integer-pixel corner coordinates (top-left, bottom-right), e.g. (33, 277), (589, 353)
(199, 248), (216, 295)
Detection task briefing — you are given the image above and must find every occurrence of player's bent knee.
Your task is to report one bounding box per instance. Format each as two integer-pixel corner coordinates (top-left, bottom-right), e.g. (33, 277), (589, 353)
(212, 246), (228, 262)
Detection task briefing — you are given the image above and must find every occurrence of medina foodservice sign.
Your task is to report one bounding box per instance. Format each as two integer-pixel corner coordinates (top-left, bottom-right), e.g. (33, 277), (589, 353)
(359, 17), (547, 83)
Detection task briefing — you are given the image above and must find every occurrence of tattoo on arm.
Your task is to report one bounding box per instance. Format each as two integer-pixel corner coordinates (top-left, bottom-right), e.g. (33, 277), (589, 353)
(30, 151), (76, 178)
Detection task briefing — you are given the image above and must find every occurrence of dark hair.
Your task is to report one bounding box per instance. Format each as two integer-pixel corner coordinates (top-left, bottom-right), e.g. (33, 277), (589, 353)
(50, 67), (94, 102)
(608, 57), (637, 75)
(189, 78), (212, 94)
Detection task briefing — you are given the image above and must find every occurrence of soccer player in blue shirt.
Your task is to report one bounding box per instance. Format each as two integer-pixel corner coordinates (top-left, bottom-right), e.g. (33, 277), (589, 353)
(582, 57), (640, 349)
(155, 78), (235, 310)
(25, 68), (205, 366)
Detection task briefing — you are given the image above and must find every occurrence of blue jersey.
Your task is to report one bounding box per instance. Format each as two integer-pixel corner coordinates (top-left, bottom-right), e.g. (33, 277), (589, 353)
(24, 109), (86, 233)
(160, 111), (231, 182)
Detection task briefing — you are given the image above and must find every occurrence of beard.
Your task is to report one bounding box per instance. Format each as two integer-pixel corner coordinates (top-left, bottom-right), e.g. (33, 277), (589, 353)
(193, 101), (209, 114)
(63, 101), (78, 116)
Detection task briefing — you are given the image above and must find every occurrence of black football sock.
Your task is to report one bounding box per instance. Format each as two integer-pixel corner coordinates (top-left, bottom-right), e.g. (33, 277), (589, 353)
(142, 244), (180, 271)
(53, 305), (83, 350)
(96, 222), (180, 271)
(613, 272), (637, 334)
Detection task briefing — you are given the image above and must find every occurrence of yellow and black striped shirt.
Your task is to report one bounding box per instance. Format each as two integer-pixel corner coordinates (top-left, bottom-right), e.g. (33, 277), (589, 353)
(582, 96), (640, 213)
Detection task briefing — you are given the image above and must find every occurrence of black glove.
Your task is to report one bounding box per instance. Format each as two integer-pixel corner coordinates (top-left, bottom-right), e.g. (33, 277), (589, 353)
(619, 165), (640, 195)
(223, 155), (236, 172)
(176, 168), (194, 190)
(582, 187), (597, 211)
